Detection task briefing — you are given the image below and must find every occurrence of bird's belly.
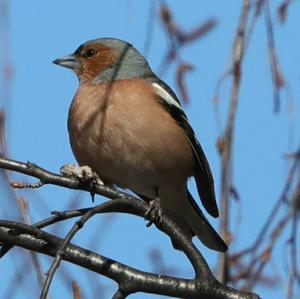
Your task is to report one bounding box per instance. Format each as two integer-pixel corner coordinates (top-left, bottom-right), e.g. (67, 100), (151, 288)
(71, 128), (191, 197)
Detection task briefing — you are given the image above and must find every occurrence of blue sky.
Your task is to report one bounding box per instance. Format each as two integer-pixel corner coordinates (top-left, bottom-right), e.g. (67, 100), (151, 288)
(0, 1), (299, 298)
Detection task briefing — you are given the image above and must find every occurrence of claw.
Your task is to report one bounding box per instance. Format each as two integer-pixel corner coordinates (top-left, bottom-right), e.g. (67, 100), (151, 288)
(60, 164), (104, 186)
(144, 197), (163, 225)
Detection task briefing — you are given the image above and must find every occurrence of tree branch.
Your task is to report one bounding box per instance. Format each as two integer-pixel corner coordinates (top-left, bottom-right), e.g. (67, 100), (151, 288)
(0, 219), (258, 299)
(0, 157), (260, 298)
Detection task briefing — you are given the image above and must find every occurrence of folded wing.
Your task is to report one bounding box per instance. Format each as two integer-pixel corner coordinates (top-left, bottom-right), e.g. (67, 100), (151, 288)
(150, 77), (219, 217)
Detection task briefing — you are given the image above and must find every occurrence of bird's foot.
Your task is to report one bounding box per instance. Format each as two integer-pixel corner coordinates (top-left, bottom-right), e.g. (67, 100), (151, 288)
(145, 197), (163, 227)
(60, 164), (104, 186)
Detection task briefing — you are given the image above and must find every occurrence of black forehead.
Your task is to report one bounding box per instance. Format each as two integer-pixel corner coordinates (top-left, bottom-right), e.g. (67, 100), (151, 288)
(74, 45), (84, 55)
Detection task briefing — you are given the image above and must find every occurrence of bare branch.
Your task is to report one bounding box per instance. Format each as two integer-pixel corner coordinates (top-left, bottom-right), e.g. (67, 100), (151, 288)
(72, 281), (81, 299)
(264, 0), (285, 113)
(0, 218), (259, 299)
(0, 157), (260, 298)
(218, 0), (251, 284)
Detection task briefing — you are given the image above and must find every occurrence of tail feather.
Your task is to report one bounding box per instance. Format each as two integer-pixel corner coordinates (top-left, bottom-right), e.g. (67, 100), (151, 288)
(186, 191), (227, 252)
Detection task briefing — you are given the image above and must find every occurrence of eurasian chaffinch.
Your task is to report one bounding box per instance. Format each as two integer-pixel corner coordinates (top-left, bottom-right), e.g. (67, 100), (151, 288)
(53, 38), (227, 252)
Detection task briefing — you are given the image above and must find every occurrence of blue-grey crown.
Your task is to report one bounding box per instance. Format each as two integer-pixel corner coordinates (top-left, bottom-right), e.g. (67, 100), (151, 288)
(84, 38), (154, 83)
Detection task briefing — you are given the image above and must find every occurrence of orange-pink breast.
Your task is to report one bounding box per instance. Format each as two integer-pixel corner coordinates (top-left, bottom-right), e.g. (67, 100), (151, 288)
(67, 79), (194, 197)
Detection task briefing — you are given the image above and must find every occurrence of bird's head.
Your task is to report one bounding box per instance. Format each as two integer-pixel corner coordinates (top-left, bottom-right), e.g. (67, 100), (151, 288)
(53, 38), (153, 84)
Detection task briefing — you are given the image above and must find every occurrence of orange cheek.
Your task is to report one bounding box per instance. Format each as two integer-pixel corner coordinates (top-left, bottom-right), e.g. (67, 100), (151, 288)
(77, 49), (117, 83)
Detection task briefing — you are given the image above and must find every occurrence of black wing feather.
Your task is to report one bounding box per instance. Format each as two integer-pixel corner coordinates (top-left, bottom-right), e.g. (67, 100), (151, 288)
(149, 77), (219, 217)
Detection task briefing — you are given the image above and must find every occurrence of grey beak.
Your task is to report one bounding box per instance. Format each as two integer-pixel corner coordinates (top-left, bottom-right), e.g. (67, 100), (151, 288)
(53, 54), (80, 70)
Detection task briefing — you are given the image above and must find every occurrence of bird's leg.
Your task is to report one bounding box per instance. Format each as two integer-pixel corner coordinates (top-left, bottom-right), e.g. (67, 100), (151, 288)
(60, 164), (103, 201)
(144, 187), (163, 226)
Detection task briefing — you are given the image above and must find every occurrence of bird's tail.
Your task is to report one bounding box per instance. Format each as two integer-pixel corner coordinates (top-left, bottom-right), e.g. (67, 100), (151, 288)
(184, 190), (227, 252)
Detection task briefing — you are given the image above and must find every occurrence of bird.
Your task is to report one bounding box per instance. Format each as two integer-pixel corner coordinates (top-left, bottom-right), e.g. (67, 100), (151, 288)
(53, 37), (227, 252)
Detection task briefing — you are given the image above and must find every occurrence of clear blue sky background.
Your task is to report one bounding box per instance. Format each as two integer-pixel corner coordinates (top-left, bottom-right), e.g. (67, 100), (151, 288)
(1, 1), (299, 298)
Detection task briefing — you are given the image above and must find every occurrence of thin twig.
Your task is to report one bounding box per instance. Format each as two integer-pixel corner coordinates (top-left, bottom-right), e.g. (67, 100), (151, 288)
(231, 145), (300, 261)
(72, 281), (81, 299)
(143, 0), (156, 57)
(264, 0), (285, 113)
(286, 180), (300, 299)
(218, 0), (251, 284)
(40, 201), (131, 299)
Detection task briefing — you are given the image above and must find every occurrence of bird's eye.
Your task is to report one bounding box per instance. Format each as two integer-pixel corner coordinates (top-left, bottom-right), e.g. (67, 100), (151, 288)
(85, 49), (95, 57)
